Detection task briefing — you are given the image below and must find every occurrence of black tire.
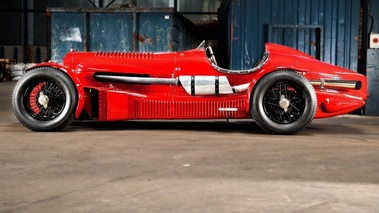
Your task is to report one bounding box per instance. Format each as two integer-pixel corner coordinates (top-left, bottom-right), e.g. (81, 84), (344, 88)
(251, 70), (317, 134)
(12, 67), (77, 131)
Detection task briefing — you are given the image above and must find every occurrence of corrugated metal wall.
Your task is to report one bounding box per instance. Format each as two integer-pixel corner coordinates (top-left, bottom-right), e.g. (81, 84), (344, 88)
(218, 0), (360, 71)
(365, 0), (379, 115)
(49, 8), (203, 63)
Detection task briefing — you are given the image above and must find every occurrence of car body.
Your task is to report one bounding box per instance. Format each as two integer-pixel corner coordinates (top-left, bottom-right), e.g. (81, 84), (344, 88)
(12, 41), (368, 134)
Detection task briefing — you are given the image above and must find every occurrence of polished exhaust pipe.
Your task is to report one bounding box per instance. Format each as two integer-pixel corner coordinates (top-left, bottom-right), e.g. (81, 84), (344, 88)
(309, 79), (362, 90)
(94, 74), (178, 85)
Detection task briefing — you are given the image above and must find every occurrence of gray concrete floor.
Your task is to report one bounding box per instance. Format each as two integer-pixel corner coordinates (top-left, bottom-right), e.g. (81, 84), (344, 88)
(1, 80), (379, 213)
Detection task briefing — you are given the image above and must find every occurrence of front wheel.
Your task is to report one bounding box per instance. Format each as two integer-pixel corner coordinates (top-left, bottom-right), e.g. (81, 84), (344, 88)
(251, 70), (317, 134)
(12, 67), (77, 131)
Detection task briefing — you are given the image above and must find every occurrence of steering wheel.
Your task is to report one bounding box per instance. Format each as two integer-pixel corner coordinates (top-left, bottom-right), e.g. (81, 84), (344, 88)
(206, 46), (218, 65)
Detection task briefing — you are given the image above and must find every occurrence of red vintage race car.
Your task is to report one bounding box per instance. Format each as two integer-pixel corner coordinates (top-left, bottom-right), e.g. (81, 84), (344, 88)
(12, 41), (368, 134)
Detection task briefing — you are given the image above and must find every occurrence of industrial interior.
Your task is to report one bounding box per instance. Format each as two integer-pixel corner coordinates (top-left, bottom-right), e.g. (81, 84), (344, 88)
(1, 0), (379, 212)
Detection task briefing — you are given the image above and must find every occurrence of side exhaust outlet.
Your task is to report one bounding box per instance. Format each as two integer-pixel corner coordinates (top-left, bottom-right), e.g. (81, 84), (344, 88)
(309, 79), (362, 90)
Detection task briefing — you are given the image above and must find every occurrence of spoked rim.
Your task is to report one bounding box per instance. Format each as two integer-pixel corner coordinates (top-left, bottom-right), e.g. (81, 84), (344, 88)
(262, 81), (306, 124)
(23, 80), (66, 121)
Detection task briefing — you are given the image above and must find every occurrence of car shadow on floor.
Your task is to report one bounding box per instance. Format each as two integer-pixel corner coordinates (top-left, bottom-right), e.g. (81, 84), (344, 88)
(69, 119), (266, 134)
(68, 119), (365, 135)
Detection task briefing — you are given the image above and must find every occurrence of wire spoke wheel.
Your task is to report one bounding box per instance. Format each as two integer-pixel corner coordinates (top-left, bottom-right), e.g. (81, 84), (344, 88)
(12, 68), (77, 131)
(263, 81), (306, 124)
(251, 70), (317, 134)
(24, 81), (66, 121)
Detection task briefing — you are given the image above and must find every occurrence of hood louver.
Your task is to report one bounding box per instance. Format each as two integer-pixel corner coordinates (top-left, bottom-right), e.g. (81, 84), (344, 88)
(95, 52), (154, 59)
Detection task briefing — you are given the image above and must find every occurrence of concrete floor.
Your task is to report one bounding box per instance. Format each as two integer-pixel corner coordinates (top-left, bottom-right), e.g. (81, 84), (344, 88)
(1, 80), (379, 213)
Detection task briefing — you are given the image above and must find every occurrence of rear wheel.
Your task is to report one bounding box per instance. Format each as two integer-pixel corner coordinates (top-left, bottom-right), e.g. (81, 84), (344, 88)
(12, 67), (77, 131)
(251, 70), (317, 134)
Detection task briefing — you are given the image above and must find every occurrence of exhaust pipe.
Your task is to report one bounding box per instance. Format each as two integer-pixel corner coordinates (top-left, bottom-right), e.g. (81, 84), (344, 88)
(309, 79), (362, 90)
(95, 74), (251, 95)
(95, 74), (178, 85)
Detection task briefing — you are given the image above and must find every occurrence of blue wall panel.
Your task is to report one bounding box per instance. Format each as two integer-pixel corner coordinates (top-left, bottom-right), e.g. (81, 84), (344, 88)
(51, 13), (86, 63)
(219, 0), (360, 71)
(89, 13), (133, 52)
(367, 0), (379, 34)
(49, 8), (203, 63)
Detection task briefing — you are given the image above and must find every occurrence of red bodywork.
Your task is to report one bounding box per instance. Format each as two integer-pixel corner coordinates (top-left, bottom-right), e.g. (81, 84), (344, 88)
(33, 43), (368, 122)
